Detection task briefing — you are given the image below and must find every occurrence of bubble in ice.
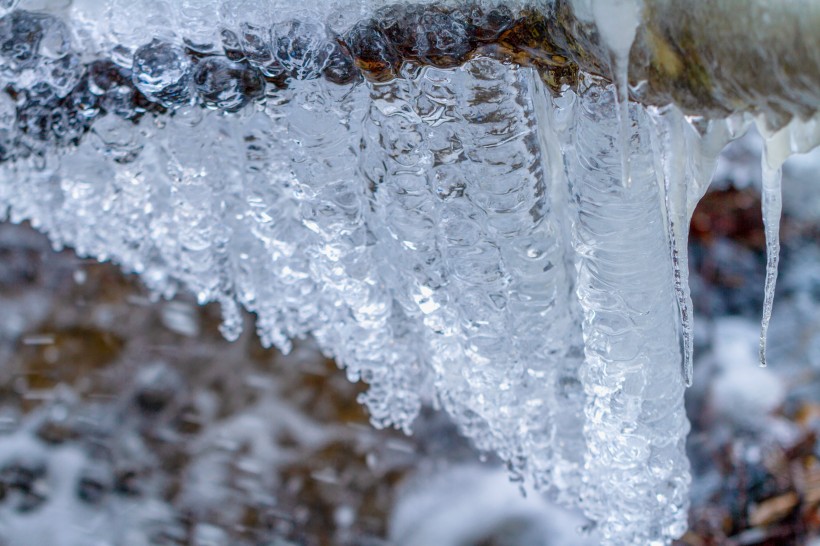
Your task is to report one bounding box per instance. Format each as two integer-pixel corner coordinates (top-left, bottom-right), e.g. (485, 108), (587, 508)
(41, 53), (81, 97)
(219, 28), (244, 61)
(16, 82), (62, 143)
(132, 39), (193, 107)
(273, 19), (334, 81)
(0, 10), (70, 74)
(322, 41), (359, 85)
(416, 10), (473, 68)
(237, 22), (274, 68)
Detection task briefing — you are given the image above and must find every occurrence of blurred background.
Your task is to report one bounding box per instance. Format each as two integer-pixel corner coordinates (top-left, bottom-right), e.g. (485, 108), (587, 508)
(0, 128), (817, 546)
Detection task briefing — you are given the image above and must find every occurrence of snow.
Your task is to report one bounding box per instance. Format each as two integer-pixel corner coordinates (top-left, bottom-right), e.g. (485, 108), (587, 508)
(390, 465), (599, 546)
(0, 2), (816, 545)
(708, 318), (786, 429)
(0, 426), (176, 546)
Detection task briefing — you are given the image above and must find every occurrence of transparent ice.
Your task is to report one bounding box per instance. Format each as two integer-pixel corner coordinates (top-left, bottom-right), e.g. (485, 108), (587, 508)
(0, 1), (817, 545)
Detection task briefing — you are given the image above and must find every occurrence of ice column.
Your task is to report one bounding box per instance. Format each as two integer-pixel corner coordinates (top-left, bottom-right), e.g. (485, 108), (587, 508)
(275, 75), (430, 429)
(559, 83), (690, 543)
(360, 59), (587, 494)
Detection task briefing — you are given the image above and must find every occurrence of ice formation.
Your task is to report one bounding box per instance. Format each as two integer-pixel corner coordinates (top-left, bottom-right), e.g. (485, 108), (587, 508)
(0, 0), (817, 544)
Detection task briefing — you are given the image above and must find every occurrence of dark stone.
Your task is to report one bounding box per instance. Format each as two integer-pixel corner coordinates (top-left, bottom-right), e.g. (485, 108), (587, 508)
(77, 472), (109, 505)
(0, 459), (48, 513)
(322, 40), (360, 85)
(375, 4), (423, 59)
(459, 4), (514, 43)
(341, 18), (399, 83)
(417, 10), (473, 68)
(193, 56), (265, 112)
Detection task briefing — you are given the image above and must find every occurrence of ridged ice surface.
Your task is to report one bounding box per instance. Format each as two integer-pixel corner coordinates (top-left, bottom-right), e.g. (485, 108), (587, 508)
(0, 2), (817, 545)
(558, 84), (690, 541)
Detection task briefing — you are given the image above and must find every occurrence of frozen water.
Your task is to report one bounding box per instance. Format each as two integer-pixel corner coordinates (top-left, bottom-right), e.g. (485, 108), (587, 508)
(554, 81), (711, 541)
(131, 39), (193, 106)
(192, 56), (265, 112)
(0, 2), (817, 545)
(756, 113), (820, 366)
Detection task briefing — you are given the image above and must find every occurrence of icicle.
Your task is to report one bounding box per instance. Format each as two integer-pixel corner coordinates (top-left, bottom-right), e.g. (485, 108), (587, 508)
(668, 212), (693, 384)
(591, 0), (642, 188)
(654, 110), (695, 386)
(756, 112), (820, 366)
(654, 113), (748, 385)
(0, 2), (815, 544)
(613, 57), (632, 188)
(758, 157), (782, 367)
(562, 83), (690, 545)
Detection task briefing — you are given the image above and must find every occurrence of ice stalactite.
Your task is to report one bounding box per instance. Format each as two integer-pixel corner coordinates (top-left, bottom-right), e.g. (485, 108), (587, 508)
(650, 109), (746, 384)
(359, 58), (586, 495)
(556, 82), (690, 543)
(756, 113), (820, 366)
(758, 152), (782, 368)
(589, 0), (643, 190)
(275, 76), (432, 429)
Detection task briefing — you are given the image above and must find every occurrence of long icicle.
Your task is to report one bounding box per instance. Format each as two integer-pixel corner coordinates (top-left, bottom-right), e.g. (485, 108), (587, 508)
(756, 112), (820, 366)
(658, 111), (695, 386)
(659, 113), (746, 385)
(758, 155), (782, 367)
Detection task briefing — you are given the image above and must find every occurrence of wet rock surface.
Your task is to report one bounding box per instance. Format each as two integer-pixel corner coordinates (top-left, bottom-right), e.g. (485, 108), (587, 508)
(0, 4), (585, 163)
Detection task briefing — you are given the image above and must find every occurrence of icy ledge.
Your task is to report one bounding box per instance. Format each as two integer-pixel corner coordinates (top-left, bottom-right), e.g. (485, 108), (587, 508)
(0, 1), (818, 544)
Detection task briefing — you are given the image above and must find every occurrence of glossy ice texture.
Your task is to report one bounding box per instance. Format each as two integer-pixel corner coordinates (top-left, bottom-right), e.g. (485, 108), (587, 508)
(0, 1), (816, 544)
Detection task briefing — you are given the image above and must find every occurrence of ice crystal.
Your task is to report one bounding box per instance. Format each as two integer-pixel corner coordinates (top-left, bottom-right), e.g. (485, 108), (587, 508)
(0, 2), (817, 545)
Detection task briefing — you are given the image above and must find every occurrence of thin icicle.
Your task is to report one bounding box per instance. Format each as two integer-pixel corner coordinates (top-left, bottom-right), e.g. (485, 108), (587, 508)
(650, 110), (728, 386)
(591, 0), (642, 188)
(756, 112), (820, 366)
(661, 174), (695, 387)
(614, 58), (633, 188)
(655, 110), (695, 386)
(758, 156), (782, 367)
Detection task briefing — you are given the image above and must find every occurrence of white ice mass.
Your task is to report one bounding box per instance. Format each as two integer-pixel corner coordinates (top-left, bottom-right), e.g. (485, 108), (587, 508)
(0, 0), (817, 544)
